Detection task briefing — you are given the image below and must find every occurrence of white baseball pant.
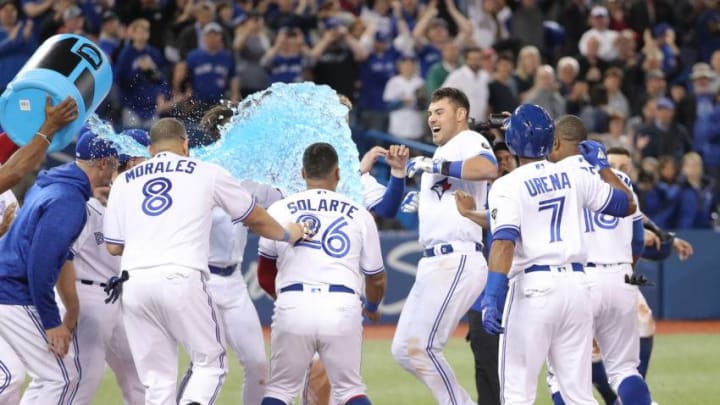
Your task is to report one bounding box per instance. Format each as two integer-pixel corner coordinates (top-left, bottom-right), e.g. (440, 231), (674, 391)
(121, 266), (227, 405)
(0, 305), (80, 405)
(205, 270), (268, 405)
(391, 248), (487, 405)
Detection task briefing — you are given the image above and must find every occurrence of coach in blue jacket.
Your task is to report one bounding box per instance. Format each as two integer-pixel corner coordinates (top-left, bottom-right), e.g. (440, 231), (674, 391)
(0, 132), (118, 404)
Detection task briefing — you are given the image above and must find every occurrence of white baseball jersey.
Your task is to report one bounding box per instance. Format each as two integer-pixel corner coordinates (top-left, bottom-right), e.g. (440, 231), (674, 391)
(488, 158), (617, 278)
(258, 189), (384, 294)
(104, 151), (256, 272)
(418, 130), (494, 247)
(564, 156), (643, 265)
(360, 172), (386, 211)
(70, 198), (121, 281)
(0, 189), (17, 217)
(209, 180), (284, 267)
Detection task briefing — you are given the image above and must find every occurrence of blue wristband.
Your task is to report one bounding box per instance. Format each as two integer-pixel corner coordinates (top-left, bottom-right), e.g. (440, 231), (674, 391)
(440, 160), (464, 178)
(365, 301), (380, 313)
(485, 271), (509, 300)
(281, 229), (290, 242)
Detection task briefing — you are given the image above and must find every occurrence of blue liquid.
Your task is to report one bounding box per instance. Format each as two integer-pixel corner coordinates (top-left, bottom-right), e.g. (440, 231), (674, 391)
(85, 115), (150, 159)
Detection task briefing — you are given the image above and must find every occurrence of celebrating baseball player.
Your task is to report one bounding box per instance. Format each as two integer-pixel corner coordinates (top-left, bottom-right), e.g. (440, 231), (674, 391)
(483, 105), (636, 404)
(0, 131), (118, 404)
(544, 115), (652, 405)
(392, 87), (498, 405)
(102, 118), (309, 405)
(58, 128), (148, 405)
(257, 142), (386, 405)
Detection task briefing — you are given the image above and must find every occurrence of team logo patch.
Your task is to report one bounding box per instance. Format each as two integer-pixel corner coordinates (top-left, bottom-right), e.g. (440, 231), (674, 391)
(431, 178), (452, 199)
(491, 209), (497, 220)
(94, 232), (105, 245)
(597, 150), (606, 160)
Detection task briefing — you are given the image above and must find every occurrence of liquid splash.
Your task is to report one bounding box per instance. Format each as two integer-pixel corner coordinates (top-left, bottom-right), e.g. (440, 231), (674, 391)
(84, 115), (151, 159)
(192, 82), (363, 203)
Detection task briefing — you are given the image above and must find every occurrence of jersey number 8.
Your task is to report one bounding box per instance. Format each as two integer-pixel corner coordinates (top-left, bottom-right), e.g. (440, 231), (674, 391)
(142, 177), (173, 216)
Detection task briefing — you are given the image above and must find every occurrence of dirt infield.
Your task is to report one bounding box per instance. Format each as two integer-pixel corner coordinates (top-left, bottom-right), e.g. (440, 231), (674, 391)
(361, 321), (720, 340)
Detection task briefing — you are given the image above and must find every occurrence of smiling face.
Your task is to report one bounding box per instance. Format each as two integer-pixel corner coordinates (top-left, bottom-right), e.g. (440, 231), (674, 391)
(427, 97), (467, 146)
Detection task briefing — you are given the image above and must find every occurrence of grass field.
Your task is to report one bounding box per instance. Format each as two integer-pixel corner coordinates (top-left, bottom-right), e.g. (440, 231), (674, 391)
(90, 333), (720, 404)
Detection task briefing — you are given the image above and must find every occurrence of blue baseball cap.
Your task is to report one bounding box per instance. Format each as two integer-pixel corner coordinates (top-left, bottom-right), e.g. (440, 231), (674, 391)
(75, 132), (118, 160)
(375, 31), (391, 42)
(656, 97), (675, 110)
(118, 128), (150, 165)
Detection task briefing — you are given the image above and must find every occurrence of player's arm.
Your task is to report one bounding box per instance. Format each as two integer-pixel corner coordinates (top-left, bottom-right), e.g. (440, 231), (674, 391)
(364, 272), (386, 321)
(56, 260), (79, 334)
(0, 201), (17, 237)
(360, 211), (386, 321)
(579, 140), (636, 216)
(454, 190), (488, 229)
(0, 96), (77, 194)
(370, 145), (409, 218)
(242, 205), (306, 243)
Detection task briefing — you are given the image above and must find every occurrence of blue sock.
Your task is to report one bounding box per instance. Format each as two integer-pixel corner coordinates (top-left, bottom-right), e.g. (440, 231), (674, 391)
(592, 361), (618, 405)
(346, 395), (372, 405)
(261, 397), (286, 405)
(551, 391), (566, 405)
(617, 375), (651, 405)
(638, 337), (654, 378)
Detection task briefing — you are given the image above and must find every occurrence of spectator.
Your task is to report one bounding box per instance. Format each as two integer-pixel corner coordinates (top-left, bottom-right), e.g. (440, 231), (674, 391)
(695, 0), (720, 63)
(677, 152), (717, 229)
(627, 0), (675, 44)
(56, 5), (86, 36)
(627, 96), (657, 142)
(579, 6), (619, 62)
(116, 0), (174, 51)
(488, 51), (519, 114)
(310, 17), (367, 102)
(176, 2), (222, 60)
(670, 81), (697, 131)
(691, 62), (716, 120)
(358, 30), (397, 132)
(174, 21), (240, 142)
(692, 90), (720, 180)
(425, 40), (458, 96)
(606, 0), (628, 31)
(632, 68), (666, 117)
(116, 18), (173, 129)
(0, 0), (35, 93)
(578, 35), (610, 85)
(514, 45), (540, 100)
(97, 10), (122, 62)
(604, 67), (630, 119)
(643, 155), (681, 229)
(262, 26), (310, 85)
(710, 49), (720, 92)
(265, 0), (319, 34)
(525, 65), (565, 119)
(602, 112), (633, 153)
(511, 0), (544, 52)
(20, 0), (54, 41)
(383, 54), (424, 140)
(360, 0), (392, 37)
(635, 97), (693, 161)
(466, 0), (511, 50)
(233, 13), (272, 96)
(651, 23), (682, 81)
(442, 46), (490, 122)
(556, 56), (579, 97)
(579, 84), (609, 134)
(559, 0), (589, 56)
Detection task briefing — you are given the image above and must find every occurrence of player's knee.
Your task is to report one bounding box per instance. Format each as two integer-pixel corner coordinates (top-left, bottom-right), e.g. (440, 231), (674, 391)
(345, 394), (372, 405)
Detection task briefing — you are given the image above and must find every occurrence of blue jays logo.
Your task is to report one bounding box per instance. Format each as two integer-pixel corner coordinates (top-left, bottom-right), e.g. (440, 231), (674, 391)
(94, 232), (105, 245)
(431, 178), (452, 199)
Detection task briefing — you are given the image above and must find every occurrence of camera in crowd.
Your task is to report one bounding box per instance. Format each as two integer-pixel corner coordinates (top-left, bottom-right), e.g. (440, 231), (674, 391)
(470, 113), (507, 144)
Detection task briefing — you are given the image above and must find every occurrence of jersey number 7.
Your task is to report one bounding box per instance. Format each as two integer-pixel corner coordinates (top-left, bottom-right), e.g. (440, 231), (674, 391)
(538, 197), (565, 243)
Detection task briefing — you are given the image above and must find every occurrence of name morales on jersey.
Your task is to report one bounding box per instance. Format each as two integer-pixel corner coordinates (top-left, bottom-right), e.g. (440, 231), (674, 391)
(524, 172), (571, 197)
(287, 199), (358, 219)
(124, 159), (197, 183)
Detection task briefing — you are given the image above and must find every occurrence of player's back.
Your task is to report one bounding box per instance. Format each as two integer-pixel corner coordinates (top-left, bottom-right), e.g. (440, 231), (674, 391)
(489, 159), (614, 278)
(561, 156), (642, 265)
(71, 198), (121, 281)
(105, 151), (255, 272)
(259, 189), (382, 294)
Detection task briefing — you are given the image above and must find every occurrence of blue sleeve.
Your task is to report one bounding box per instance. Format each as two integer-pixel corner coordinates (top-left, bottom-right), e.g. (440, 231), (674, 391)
(600, 189), (629, 217)
(492, 226), (519, 242)
(0, 34), (22, 54)
(371, 175), (405, 218)
(26, 198), (86, 329)
(632, 218), (644, 256)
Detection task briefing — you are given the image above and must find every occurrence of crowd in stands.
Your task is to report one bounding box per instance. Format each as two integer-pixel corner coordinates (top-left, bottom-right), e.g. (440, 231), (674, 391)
(0, 0), (719, 229)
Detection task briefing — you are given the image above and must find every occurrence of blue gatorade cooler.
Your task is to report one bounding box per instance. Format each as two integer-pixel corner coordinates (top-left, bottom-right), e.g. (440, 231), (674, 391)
(0, 34), (112, 152)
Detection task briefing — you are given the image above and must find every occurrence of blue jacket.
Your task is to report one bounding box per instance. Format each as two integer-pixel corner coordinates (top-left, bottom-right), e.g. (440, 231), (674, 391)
(0, 163), (91, 329)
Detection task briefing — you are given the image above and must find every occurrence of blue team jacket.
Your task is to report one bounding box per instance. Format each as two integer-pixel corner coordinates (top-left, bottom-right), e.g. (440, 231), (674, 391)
(0, 163), (91, 329)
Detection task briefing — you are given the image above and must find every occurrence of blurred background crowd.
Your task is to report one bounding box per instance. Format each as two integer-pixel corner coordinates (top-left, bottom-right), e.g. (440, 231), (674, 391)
(0, 0), (719, 230)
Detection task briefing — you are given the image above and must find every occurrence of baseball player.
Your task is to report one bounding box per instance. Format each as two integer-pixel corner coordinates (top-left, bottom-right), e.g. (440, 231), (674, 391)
(392, 87), (498, 405)
(55, 129), (149, 405)
(103, 118), (308, 405)
(176, 104), (284, 405)
(257, 142), (386, 405)
(543, 115), (652, 405)
(0, 132), (118, 404)
(482, 104), (636, 405)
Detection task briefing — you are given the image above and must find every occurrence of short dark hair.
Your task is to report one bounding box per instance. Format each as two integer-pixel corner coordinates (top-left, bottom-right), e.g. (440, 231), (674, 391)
(149, 118), (187, 145)
(303, 142), (338, 179)
(430, 87), (470, 112)
(554, 115), (587, 142)
(200, 104), (234, 143)
(463, 46), (482, 58)
(607, 146), (631, 157)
